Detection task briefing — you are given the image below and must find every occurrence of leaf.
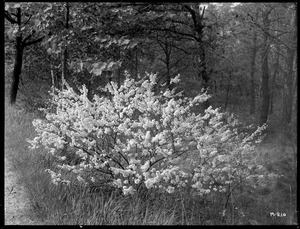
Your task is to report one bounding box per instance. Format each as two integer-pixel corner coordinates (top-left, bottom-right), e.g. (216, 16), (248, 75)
(13, 3), (21, 8)
(121, 39), (130, 45)
(106, 61), (115, 70)
(129, 40), (139, 49)
(92, 68), (103, 76)
(91, 62), (106, 76)
(44, 5), (53, 13)
(6, 26), (18, 40)
(106, 61), (121, 71)
(81, 26), (93, 31)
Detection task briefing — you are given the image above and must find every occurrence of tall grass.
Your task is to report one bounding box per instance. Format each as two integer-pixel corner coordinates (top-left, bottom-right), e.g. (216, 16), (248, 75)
(5, 97), (297, 225)
(5, 98), (179, 225)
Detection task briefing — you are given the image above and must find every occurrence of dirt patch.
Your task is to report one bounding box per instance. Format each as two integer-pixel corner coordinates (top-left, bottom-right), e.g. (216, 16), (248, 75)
(5, 155), (43, 225)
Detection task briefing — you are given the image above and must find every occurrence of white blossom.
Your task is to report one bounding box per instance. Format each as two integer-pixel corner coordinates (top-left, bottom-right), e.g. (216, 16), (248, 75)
(28, 72), (270, 196)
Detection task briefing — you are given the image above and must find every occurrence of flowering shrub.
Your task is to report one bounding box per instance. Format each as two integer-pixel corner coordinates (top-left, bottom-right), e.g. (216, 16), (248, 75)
(28, 72), (270, 196)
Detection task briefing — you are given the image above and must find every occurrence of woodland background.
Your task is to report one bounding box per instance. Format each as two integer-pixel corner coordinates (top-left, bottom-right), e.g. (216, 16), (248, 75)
(4, 2), (297, 225)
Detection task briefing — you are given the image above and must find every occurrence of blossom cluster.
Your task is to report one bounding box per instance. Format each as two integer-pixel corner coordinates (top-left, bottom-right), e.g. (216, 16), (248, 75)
(28, 72), (270, 196)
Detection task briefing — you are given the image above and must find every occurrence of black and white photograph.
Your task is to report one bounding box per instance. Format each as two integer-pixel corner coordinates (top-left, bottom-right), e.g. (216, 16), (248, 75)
(4, 2), (297, 225)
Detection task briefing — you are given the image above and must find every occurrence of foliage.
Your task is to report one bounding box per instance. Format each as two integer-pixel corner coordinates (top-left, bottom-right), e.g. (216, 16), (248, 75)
(5, 3), (296, 125)
(28, 72), (274, 197)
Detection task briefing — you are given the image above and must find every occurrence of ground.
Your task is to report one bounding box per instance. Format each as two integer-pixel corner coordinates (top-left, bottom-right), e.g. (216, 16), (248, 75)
(5, 154), (42, 225)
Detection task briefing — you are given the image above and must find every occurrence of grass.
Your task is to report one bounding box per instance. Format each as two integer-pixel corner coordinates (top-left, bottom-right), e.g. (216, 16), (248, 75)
(5, 97), (298, 225)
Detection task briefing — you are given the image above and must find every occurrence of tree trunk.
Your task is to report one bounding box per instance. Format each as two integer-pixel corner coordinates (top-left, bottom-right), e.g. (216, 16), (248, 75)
(11, 35), (24, 105)
(157, 35), (172, 90)
(59, 3), (79, 94)
(135, 47), (139, 79)
(184, 4), (210, 109)
(166, 47), (171, 90)
(249, 29), (257, 114)
(224, 70), (231, 111)
(9, 7), (23, 105)
(283, 47), (295, 125)
(61, 48), (67, 90)
(259, 10), (271, 126)
(50, 62), (56, 112)
(117, 46), (122, 88)
(87, 79), (93, 101)
(117, 67), (121, 89)
(269, 47), (280, 115)
(198, 45), (209, 89)
(5, 6), (45, 104)
(283, 8), (296, 127)
(50, 62), (55, 94)
(61, 2), (69, 90)
(292, 67), (297, 119)
(196, 37), (209, 110)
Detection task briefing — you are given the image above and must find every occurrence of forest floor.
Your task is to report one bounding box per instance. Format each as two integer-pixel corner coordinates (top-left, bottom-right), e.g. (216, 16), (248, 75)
(4, 151), (43, 225)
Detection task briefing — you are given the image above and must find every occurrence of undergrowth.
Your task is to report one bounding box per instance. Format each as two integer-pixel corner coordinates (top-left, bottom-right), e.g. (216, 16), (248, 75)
(5, 97), (297, 225)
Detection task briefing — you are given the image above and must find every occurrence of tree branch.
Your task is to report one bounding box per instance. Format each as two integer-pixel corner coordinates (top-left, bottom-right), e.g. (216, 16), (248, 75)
(151, 27), (197, 41)
(181, 3), (205, 38)
(117, 151), (129, 165)
(181, 3), (194, 16)
(23, 36), (45, 47)
(165, 18), (192, 27)
(182, 3), (198, 28)
(149, 156), (165, 169)
(23, 14), (32, 25)
(5, 11), (17, 24)
(23, 30), (35, 43)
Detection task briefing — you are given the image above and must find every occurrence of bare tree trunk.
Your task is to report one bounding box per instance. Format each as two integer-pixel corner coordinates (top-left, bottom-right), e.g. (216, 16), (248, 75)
(292, 67), (297, 118)
(249, 29), (257, 114)
(183, 4), (210, 109)
(6, 7), (45, 105)
(269, 47), (280, 115)
(61, 49), (67, 90)
(283, 8), (296, 127)
(198, 34), (210, 109)
(166, 54), (171, 90)
(135, 47), (138, 79)
(157, 35), (172, 90)
(50, 62), (56, 112)
(11, 34), (23, 105)
(259, 9), (271, 126)
(224, 70), (231, 111)
(117, 67), (121, 89)
(87, 79), (93, 101)
(8, 8), (23, 105)
(117, 47), (121, 88)
(59, 3), (79, 94)
(61, 2), (69, 90)
(50, 63), (55, 94)
(283, 47), (296, 125)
